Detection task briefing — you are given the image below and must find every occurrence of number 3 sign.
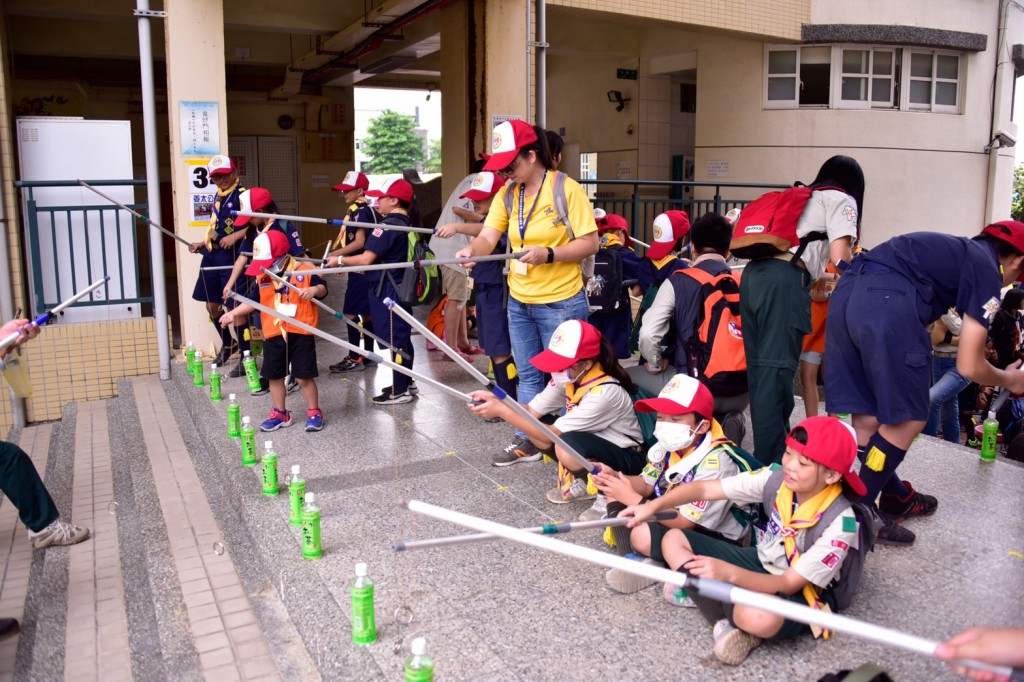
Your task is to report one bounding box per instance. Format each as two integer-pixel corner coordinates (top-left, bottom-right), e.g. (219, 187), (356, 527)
(187, 159), (214, 227)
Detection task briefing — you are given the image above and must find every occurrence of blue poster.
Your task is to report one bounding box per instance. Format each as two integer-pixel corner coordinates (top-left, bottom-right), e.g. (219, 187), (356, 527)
(179, 101), (220, 155)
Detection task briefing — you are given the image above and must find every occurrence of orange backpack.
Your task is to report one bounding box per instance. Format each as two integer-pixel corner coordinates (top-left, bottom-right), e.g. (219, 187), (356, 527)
(677, 268), (748, 397)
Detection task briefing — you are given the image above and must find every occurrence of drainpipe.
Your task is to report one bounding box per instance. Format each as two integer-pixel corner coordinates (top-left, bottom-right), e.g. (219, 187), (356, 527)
(535, 0), (547, 128)
(525, 0), (532, 121)
(135, 0), (171, 379)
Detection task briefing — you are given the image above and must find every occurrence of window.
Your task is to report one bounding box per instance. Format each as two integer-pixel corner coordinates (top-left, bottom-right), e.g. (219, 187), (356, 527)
(765, 44), (963, 113)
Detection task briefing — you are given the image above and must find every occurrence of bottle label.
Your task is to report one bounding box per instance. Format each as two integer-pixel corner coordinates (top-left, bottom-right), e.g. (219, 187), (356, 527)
(405, 665), (434, 682)
(210, 374), (222, 401)
(227, 406), (241, 438)
(290, 482), (306, 526)
(192, 362), (204, 386)
(241, 432), (257, 466)
(351, 586), (376, 643)
(244, 359), (261, 393)
(262, 456), (278, 495)
(301, 508), (321, 558)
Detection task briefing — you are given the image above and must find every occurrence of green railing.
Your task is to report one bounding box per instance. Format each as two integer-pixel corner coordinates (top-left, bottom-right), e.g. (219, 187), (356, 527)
(15, 179), (152, 314)
(579, 179), (790, 242)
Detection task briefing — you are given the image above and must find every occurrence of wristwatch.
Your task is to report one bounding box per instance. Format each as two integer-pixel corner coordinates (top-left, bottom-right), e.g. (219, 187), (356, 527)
(546, 247), (555, 264)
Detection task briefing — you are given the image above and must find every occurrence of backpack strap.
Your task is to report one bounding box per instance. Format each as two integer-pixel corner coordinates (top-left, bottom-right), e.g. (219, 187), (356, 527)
(552, 171), (573, 238)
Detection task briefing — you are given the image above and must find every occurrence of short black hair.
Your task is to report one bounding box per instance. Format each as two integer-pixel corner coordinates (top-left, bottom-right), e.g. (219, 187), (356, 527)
(690, 212), (732, 256)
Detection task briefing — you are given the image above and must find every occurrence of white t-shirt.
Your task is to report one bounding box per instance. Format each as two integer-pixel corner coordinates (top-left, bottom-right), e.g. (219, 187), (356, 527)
(795, 189), (859, 280)
(528, 379), (642, 449)
(429, 174), (477, 275)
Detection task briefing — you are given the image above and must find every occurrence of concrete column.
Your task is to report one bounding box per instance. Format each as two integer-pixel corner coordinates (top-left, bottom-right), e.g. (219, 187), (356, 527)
(164, 0), (229, 356)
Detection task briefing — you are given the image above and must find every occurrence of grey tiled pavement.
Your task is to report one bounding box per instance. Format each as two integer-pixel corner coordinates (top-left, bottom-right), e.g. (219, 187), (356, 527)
(3, 290), (1024, 680)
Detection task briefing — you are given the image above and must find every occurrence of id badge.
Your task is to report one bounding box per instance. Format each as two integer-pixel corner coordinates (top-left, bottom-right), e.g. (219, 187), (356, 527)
(276, 302), (298, 317)
(513, 260), (529, 276)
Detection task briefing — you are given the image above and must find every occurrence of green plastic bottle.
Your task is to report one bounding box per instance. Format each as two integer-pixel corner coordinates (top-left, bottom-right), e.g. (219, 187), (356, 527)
(405, 637), (434, 682)
(351, 562), (376, 644)
(301, 491), (322, 560)
(185, 342), (196, 376)
(288, 465), (305, 526)
(981, 411), (999, 462)
(242, 350), (261, 393)
(227, 394), (241, 439)
(261, 441), (279, 496)
(240, 418), (257, 466)
(192, 357), (205, 387)
(209, 363), (222, 402)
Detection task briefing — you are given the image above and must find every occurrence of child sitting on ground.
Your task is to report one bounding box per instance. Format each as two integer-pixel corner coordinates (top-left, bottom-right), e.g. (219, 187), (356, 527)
(624, 416), (865, 666)
(594, 374), (756, 601)
(221, 229), (327, 432)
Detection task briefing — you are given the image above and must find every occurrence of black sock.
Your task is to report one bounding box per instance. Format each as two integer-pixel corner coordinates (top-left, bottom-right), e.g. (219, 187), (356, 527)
(492, 358), (518, 401)
(346, 319), (361, 357)
(858, 432), (909, 504)
(213, 318), (232, 349)
(362, 317), (375, 353)
(235, 323), (251, 355)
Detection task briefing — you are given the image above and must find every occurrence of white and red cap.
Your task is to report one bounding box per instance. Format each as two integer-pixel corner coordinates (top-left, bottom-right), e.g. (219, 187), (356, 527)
(332, 171), (369, 193)
(529, 320), (603, 372)
(635, 374), (715, 420)
(460, 172), (505, 201)
(647, 211), (691, 260)
(208, 155), (235, 176)
(366, 177), (415, 203)
(598, 213), (633, 249)
(786, 416), (867, 496)
(982, 221), (1024, 281)
(482, 120), (538, 172)
(233, 187), (273, 228)
(245, 229), (290, 276)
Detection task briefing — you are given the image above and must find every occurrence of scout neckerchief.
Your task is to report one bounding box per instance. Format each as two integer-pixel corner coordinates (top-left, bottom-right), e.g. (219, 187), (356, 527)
(651, 253), (678, 271)
(270, 256), (301, 339)
(516, 172), (547, 250)
(650, 420), (728, 497)
(205, 179), (241, 250)
(335, 197), (369, 249)
(600, 232), (625, 248)
(774, 480), (843, 639)
(555, 363), (615, 499)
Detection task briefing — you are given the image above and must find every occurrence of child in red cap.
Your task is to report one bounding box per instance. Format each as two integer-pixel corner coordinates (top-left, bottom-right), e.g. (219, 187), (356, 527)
(589, 214), (641, 358)
(624, 415), (867, 665)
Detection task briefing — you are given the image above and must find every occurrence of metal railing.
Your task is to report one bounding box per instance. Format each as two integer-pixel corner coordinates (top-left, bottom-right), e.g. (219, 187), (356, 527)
(14, 179), (152, 314)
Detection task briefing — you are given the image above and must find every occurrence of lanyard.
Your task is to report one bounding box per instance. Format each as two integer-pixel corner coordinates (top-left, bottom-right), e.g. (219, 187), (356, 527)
(516, 180), (544, 249)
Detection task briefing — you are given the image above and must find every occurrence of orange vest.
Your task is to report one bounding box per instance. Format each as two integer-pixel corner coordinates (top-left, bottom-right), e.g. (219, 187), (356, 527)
(257, 261), (319, 338)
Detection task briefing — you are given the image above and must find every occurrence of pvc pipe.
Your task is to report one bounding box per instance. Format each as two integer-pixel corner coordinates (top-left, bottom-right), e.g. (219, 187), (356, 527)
(228, 292), (475, 403)
(401, 499), (1020, 681)
(233, 210), (433, 234)
(392, 509), (678, 551)
(200, 265), (235, 271)
(631, 237), (650, 248)
(382, 297), (599, 475)
(285, 252), (522, 276)
(0, 276), (110, 351)
(78, 180), (193, 250)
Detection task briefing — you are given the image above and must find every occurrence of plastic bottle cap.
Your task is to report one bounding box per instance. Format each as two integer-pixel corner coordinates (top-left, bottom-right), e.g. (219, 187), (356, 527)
(354, 561), (366, 577)
(229, 393), (237, 400)
(242, 416), (250, 424)
(988, 411), (996, 420)
(411, 637), (426, 655)
(306, 492), (315, 506)
(291, 465), (300, 474)
(211, 363), (217, 370)
(265, 440), (273, 449)
(243, 350), (251, 357)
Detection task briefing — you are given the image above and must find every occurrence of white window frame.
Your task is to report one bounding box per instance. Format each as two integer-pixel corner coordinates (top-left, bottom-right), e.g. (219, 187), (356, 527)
(836, 46), (897, 110)
(903, 49), (961, 113)
(764, 46), (800, 109)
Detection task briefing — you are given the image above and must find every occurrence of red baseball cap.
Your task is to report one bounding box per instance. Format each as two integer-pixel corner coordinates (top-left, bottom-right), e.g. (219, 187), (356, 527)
(367, 178), (415, 203)
(982, 221), (1024, 280)
(331, 171), (369, 193)
(647, 211), (690, 260)
(460, 172), (505, 201)
(598, 213), (633, 249)
(208, 155), (235, 176)
(635, 374), (715, 420)
(233, 188), (273, 228)
(786, 416), (867, 496)
(245, 229), (290, 276)
(529, 320), (603, 372)
(483, 120), (538, 173)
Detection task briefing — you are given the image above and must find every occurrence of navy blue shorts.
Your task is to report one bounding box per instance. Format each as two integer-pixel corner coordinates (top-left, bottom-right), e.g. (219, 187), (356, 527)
(192, 248), (234, 303)
(824, 268), (932, 424)
(474, 284), (511, 356)
(343, 273), (372, 317)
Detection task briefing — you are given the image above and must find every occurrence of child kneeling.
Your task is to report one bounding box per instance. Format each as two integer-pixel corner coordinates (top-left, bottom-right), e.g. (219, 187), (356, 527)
(624, 416), (866, 665)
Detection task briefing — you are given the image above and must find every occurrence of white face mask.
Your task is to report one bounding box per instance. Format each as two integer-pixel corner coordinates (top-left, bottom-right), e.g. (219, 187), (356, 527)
(268, 254), (289, 275)
(654, 420), (705, 452)
(551, 366), (585, 387)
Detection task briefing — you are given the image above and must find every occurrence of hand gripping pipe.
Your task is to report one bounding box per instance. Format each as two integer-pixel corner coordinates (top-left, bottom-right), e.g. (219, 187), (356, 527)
(400, 499), (1022, 682)
(283, 252), (523, 277)
(382, 297), (599, 476)
(0, 276), (110, 352)
(232, 210), (434, 234)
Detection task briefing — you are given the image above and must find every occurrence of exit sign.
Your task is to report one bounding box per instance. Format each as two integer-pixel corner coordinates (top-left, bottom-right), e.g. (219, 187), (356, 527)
(616, 69), (637, 80)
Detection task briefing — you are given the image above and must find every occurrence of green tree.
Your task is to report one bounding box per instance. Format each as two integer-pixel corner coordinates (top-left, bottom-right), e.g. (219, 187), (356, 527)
(423, 138), (442, 173)
(361, 109), (424, 173)
(1013, 165), (1024, 222)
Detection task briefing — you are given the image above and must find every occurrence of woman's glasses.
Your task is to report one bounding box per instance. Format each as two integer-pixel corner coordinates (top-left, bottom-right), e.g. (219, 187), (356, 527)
(498, 155), (523, 178)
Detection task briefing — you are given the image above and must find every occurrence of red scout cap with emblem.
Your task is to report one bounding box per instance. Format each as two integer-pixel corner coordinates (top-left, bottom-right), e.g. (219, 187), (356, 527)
(460, 172), (505, 201)
(233, 187), (273, 228)
(981, 221), (1024, 281)
(245, 229), (290, 276)
(208, 155), (235, 176)
(647, 211), (690, 260)
(331, 170), (369, 193)
(786, 416), (867, 496)
(598, 214), (633, 249)
(367, 177), (415, 203)
(530, 320), (603, 372)
(482, 120), (538, 172)
(635, 374), (715, 420)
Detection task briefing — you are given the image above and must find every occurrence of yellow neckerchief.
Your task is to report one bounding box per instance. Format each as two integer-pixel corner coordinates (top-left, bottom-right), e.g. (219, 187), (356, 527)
(650, 253), (678, 271)
(271, 256), (300, 338)
(774, 481), (843, 639)
(555, 363), (614, 499)
(663, 420), (726, 489)
(601, 232), (625, 248)
(387, 207), (409, 217)
(206, 179), (241, 249)
(335, 197), (369, 249)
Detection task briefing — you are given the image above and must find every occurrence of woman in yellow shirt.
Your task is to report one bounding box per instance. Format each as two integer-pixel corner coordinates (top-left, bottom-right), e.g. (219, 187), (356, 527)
(456, 120), (599, 465)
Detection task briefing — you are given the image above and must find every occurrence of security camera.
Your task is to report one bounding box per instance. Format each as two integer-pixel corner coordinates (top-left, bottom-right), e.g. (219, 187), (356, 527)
(995, 129), (1017, 148)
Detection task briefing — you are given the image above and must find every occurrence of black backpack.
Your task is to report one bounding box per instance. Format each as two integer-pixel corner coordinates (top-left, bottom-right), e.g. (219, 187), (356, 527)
(761, 468), (881, 611)
(586, 245), (625, 318)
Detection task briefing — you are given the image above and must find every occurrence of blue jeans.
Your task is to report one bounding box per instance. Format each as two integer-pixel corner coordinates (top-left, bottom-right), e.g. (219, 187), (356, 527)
(507, 289), (590, 439)
(922, 356), (968, 443)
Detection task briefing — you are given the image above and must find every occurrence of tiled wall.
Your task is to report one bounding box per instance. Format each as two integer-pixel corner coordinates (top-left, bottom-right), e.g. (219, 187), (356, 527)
(548, 0), (808, 40)
(0, 318), (161, 436)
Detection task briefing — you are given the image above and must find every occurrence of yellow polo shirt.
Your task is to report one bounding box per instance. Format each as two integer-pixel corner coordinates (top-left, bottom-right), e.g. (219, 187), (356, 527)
(484, 172), (597, 304)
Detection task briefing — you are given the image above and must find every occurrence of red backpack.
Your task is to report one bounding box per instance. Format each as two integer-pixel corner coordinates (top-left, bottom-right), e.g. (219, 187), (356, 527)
(678, 268), (748, 397)
(731, 184), (842, 260)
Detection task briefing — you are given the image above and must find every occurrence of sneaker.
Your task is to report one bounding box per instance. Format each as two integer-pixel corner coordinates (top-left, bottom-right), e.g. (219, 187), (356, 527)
(228, 362), (246, 379)
(363, 357), (378, 368)
(720, 411), (746, 447)
(545, 477), (596, 504)
(250, 378), (270, 396)
(29, 518), (91, 549)
(330, 357), (365, 373)
(260, 408), (292, 432)
(713, 624), (763, 665)
(371, 389), (414, 405)
(214, 344), (236, 366)
(493, 437), (543, 467)
(662, 581), (697, 607)
(606, 557), (662, 594)
(458, 345), (486, 356)
(0, 618), (18, 641)
(305, 409), (324, 432)
(878, 481), (938, 520)
(875, 512), (915, 546)
(578, 494), (608, 521)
